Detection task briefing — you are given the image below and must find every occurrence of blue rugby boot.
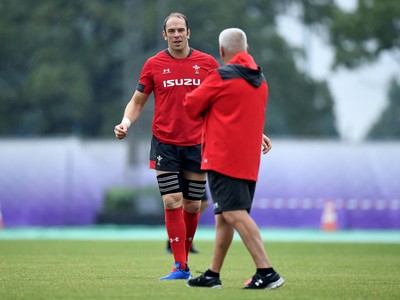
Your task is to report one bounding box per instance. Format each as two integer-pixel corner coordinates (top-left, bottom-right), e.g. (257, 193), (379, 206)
(159, 262), (191, 280)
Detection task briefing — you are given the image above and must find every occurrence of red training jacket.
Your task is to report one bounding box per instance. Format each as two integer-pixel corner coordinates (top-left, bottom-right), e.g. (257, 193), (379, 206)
(183, 52), (267, 181)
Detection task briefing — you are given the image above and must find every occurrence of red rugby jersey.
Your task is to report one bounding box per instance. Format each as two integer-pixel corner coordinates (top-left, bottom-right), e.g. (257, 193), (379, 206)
(183, 52), (267, 181)
(137, 48), (219, 146)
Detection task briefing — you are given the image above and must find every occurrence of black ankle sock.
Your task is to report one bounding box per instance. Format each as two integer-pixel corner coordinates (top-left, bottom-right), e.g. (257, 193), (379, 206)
(257, 267), (275, 277)
(205, 269), (219, 278)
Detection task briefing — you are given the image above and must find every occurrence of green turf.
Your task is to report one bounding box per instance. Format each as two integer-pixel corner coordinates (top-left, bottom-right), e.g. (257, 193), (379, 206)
(1, 240), (399, 300)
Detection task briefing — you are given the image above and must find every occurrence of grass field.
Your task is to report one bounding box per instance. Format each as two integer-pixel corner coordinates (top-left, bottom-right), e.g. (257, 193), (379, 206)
(1, 239), (399, 300)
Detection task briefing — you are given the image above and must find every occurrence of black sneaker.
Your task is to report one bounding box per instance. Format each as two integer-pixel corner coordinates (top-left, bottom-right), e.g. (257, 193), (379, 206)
(165, 240), (172, 254)
(189, 244), (199, 254)
(165, 241), (199, 254)
(243, 272), (285, 289)
(186, 272), (222, 288)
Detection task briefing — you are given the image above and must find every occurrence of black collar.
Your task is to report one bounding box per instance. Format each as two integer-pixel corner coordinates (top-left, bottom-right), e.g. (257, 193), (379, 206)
(164, 48), (193, 59)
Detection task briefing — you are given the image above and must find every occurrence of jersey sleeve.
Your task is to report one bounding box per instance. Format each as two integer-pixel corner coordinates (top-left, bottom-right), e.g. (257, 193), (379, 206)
(137, 58), (154, 94)
(208, 55), (220, 72)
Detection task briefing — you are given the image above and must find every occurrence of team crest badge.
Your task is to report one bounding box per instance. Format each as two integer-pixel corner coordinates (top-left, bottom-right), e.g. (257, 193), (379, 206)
(193, 65), (200, 74)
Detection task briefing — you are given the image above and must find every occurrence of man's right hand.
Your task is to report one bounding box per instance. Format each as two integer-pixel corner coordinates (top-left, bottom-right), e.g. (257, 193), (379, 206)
(114, 123), (128, 139)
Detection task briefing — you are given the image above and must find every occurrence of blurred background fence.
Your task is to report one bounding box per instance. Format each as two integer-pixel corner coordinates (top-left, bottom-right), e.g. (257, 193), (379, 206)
(1, 138), (399, 229)
(1, 0), (399, 230)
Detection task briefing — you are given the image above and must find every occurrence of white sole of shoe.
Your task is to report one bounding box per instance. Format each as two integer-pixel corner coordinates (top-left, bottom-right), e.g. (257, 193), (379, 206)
(186, 283), (222, 288)
(265, 277), (285, 289)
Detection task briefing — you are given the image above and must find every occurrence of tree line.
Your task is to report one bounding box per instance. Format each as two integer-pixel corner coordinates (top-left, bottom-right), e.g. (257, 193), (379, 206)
(0, 0), (398, 140)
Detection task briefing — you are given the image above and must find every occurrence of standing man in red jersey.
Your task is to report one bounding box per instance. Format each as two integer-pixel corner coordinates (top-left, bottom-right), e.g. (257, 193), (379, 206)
(184, 28), (285, 289)
(114, 12), (219, 280)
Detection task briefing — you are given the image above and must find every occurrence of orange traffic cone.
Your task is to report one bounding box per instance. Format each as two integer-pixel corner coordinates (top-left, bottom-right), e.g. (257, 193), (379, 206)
(320, 200), (338, 231)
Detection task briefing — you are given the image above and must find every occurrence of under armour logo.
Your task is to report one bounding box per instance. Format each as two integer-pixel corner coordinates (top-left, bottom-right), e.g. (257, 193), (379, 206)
(193, 65), (200, 74)
(255, 279), (263, 286)
(213, 202), (219, 209)
(157, 155), (163, 166)
(187, 237), (193, 242)
(169, 237), (179, 243)
(163, 69), (171, 74)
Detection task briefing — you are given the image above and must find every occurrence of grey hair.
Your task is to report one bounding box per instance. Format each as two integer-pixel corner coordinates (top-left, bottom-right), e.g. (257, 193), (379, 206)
(219, 28), (247, 52)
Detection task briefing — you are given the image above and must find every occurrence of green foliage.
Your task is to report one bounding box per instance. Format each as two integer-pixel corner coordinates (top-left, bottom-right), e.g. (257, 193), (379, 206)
(328, 0), (400, 69)
(287, 0), (400, 69)
(102, 187), (136, 214)
(367, 78), (400, 139)
(97, 187), (163, 225)
(1, 239), (399, 299)
(0, 0), (339, 138)
(0, 0), (124, 136)
(276, 0), (400, 139)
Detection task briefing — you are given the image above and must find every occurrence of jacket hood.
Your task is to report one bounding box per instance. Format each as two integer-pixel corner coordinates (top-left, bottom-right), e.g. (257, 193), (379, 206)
(224, 52), (265, 87)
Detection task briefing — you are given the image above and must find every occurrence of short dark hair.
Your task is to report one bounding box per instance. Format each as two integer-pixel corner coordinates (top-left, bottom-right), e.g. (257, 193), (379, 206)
(163, 12), (189, 32)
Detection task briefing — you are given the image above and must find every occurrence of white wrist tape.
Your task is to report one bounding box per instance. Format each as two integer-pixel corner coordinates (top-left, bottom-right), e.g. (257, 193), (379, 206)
(121, 117), (131, 128)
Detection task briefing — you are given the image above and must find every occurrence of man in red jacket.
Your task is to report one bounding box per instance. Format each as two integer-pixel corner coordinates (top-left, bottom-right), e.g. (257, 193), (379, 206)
(184, 28), (285, 290)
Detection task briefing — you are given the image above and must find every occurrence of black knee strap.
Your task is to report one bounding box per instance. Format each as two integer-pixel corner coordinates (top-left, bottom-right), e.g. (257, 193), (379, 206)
(182, 178), (206, 200)
(157, 173), (181, 195)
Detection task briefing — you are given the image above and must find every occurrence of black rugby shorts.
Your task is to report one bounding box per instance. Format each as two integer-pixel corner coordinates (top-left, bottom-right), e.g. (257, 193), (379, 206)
(149, 135), (202, 173)
(207, 170), (256, 214)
